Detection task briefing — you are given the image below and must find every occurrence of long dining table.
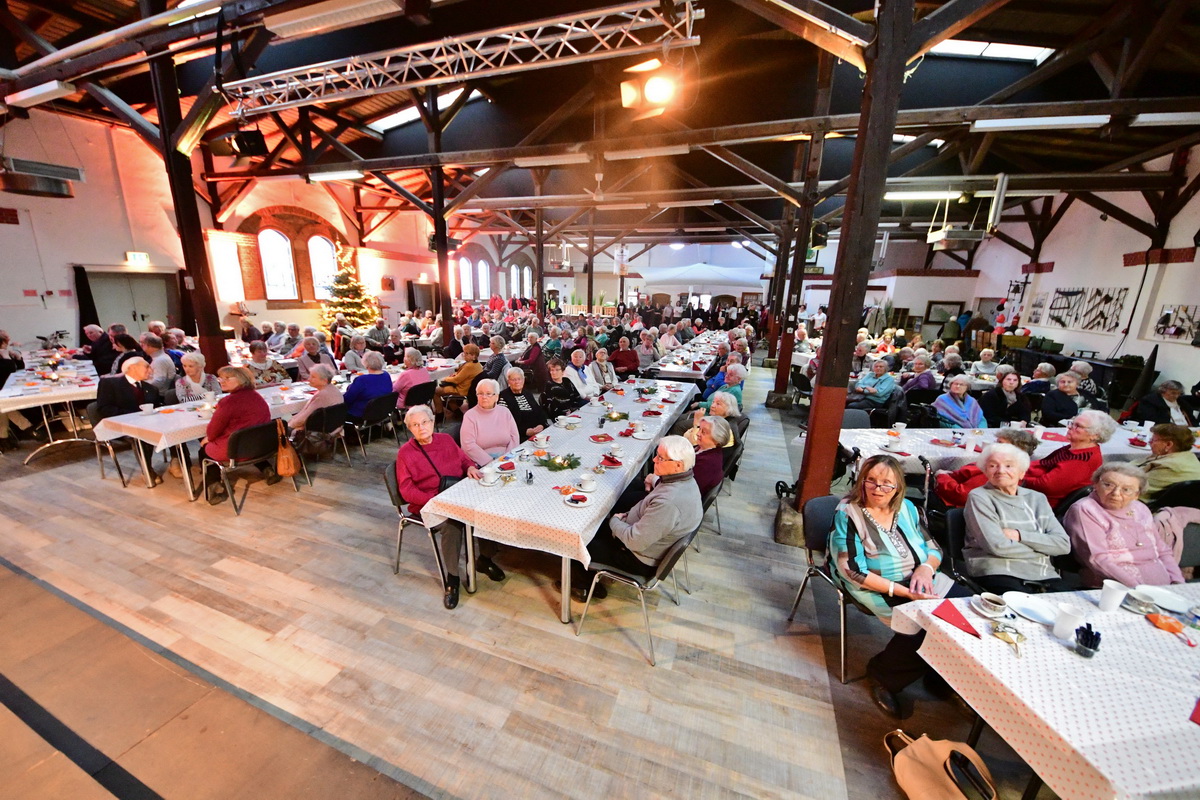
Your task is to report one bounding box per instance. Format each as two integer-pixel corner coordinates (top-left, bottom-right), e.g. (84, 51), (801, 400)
(420, 377), (698, 623)
(651, 330), (726, 382)
(0, 352), (99, 464)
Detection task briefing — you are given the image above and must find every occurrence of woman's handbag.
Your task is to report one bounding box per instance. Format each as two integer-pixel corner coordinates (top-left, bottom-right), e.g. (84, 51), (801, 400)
(884, 730), (996, 800)
(416, 440), (463, 492)
(275, 419), (301, 477)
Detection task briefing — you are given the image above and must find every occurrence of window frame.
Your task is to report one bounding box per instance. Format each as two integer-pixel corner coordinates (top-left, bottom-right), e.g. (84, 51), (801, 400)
(257, 228), (299, 301)
(307, 235), (339, 301)
(457, 256), (474, 300)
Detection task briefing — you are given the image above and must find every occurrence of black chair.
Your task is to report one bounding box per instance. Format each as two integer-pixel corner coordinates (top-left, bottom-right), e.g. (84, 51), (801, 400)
(84, 401), (129, 487)
(943, 509), (982, 593)
(870, 388), (908, 429)
(842, 409), (871, 429)
(201, 420), (301, 515)
(1025, 392), (1044, 422)
(397, 380), (437, 440)
(441, 373), (485, 425)
(1180, 523), (1200, 577)
(904, 388), (940, 407)
(350, 391), (401, 457)
(575, 526), (700, 666)
(305, 404), (353, 465)
(1054, 486), (1093, 521)
(382, 464), (447, 586)
(785, 495), (874, 684)
(1148, 480), (1200, 512)
(699, 479), (724, 538)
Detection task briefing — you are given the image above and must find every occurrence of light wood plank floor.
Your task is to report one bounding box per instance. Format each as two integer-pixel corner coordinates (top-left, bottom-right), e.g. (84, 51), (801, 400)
(0, 366), (849, 800)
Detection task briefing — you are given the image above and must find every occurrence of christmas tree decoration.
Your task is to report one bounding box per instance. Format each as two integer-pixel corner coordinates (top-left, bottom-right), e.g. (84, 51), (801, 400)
(320, 243), (379, 328)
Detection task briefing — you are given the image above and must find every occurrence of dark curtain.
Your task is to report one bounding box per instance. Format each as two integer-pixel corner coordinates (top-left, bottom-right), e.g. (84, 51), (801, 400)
(73, 265), (98, 345)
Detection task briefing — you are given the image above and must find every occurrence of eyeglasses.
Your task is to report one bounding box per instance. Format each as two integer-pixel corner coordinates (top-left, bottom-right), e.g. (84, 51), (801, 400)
(864, 479), (898, 492)
(1097, 481), (1138, 496)
(1066, 420), (1091, 432)
(653, 453), (679, 463)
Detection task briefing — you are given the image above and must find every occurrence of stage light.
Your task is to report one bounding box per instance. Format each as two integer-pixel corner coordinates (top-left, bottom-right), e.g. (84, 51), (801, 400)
(643, 75), (676, 105)
(731, 241), (743, 249)
(620, 66), (680, 121)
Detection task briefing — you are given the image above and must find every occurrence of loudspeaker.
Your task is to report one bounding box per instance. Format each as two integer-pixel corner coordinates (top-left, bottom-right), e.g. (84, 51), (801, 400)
(408, 280), (438, 313)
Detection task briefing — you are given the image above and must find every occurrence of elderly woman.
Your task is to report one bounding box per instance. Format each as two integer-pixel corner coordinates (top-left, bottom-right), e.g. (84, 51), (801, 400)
(1021, 362), (1057, 394)
(659, 324), (682, 351)
(498, 368), (549, 441)
(679, 389), (742, 442)
(392, 347), (432, 409)
(1133, 380), (1196, 427)
(1138, 423), (1200, 501)
(381, 330), (406, 365)
(1041, 371), (1102, 427)
(563, 348), (601, 398)
(434, 343), (482, 413)
(1024, 409), (1113, 508)
(693, 416), (732, 496)
(979, 365), (1031, 428)
(460, 378), (520, 466)
(636, 331), (661, 370)
(847, 359), (895, 410)
(969, 348), (998, 377)
(297, 336), (337, 380)
(588, 347), (617, 390)
(849, 343), (871, 375)
(934, 428), (1039, 508)
(830, 455), (967, 719)
(963, 443), (1072, 594)
(696, 363), (746, 413)
(343, 351), (392, 426)
(396, 405), (502, 610)
(932, 374), (984, 428)
(288, 364), (344, 437)
(1070, 360), (1103, 398)
(541, 356), (585, 419)
(1064, 463), (1184, 588)
(174, 352), (222, 402)
(794, 326), (814, 354)
(341, 335), (369, 372)
(900, 354), (937, 394)
(198, 366), (273, 504)
(244, 341), (290, 386)
(937, 352), (965, 390)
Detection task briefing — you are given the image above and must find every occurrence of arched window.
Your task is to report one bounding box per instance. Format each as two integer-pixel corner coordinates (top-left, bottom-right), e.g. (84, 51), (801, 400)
(476, 259), (490, 299)
(308, 236), (338, 300)
(457, 257), (474, 300)
(509, 265), (520, 299)
(258, 229), (297, 300)
(522, 266), (533, 299)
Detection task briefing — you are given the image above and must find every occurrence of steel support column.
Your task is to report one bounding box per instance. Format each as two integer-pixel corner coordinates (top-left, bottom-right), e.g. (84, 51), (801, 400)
(798, 0), (915, 506)
(140, 0), (225, 369)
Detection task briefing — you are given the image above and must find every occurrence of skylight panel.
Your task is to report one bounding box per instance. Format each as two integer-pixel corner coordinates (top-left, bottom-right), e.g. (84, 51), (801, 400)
(367, 88), (480, 133)
(930, 39), (1054, 64)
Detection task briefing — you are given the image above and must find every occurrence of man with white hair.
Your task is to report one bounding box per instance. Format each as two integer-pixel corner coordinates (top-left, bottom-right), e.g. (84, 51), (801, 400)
(567, 435), (702, 601)
(96, 357), (161, 477)
(147, 320), (166, 337)
(79, 323), (117, 374)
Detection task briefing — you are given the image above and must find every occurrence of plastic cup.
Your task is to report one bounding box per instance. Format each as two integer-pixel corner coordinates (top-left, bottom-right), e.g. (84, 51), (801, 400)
(1099, 579), (1127, 612)
(1033, 425), (1046, 439)
(1053, 603), (1085, 639)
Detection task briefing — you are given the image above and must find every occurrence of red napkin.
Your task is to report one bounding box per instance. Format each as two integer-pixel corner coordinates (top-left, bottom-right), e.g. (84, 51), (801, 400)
(667, 388), (684, 393)
(692, 362), (703, 369)
(590, 434), (614, 443)
(1042, 431), (1070, 442)
(889, 451), (912, 457)
(619, 428), (635, 437)
(1128, 437), (1148, 447)
(626, 379), (637, 384)
(1191, 699), (1200, 726)
(569, 494), (587, 503)
(662, 397), (677, 404)
(426, 366), (437, 371)
(932, 600), (981, 638)
(930, 439), (958, 447)
(643, 409), (662, 417)
(601, 455), (623, 467)
(597, 395), (606, 402)
(498, 461), (515, 471)
(973, 444), (983, 453)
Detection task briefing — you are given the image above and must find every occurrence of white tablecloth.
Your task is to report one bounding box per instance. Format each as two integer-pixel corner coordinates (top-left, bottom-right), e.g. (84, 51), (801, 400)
(653, 331), (726, 381)
(225, 341), (297, 371)
(894, 585), (1200, 800)
(0, 358), (99, 414)
(421, 379), (697, 567)
(791, 350), (818, 370)
(838, 427), (1149, 474)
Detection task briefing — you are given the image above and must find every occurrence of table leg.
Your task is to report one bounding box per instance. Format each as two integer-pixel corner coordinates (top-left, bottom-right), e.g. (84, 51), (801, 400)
(132, 441), (155, 488)
(560, 557), (571, 624)
(180, 444), (199, 501)
(22, 402), (95, 465)
(966, 713), (986, 748)
(1020, 773), (1044, 800)
(464, 524), (477, 594)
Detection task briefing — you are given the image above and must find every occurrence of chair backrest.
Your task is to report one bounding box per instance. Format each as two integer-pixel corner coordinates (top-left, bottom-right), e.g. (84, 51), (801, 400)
(382, 463), (403, 510)
(307, 403), (347, 433)
(733, 414), (750, 441)
(802, 495), (842, 553)
(163, 387), (178, 406)
(362, 391), (400, 424)
(842, 409), (871, 429)
(905, 388), (939, 406)
(403, 380), (437, 409)
(442, 422), (462, 445)
(722, 440), (744, 476)
(226, 420), (280, 463)
(1149, 479), (1200, 511)
(465, 372), (486, 408)
(1179, 522), (1200, 569)
(85, 401), (102, 427)
(945, 508), (968, 566)
(1054, 485), (1093, 520)
(1025, 392), (1044, 413)
(651, 527), (700, 585)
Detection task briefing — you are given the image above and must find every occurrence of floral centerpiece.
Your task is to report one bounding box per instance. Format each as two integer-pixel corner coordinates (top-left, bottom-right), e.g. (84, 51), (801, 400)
(537, 453), (582, 471)
(604, 410), (629, 421)
(636, 386), (658, 396)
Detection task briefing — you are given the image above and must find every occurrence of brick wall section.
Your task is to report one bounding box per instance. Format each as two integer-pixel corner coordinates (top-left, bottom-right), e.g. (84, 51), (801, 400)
(1122, 247), (1196, 267)
(234, 206), (353, 306)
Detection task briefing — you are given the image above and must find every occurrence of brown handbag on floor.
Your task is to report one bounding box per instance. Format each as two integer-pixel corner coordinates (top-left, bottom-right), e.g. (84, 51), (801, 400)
(275, 419), (301, 477)
(885, 729), (997, 800)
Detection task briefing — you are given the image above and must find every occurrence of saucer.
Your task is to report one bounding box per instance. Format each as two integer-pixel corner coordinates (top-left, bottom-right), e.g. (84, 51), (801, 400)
(563, 494), (591, 507)
(632, 431), (654, 440)
(577, 484), (596, 493)
(480, 478), (500, 487)
(969, 596), (1007, 619)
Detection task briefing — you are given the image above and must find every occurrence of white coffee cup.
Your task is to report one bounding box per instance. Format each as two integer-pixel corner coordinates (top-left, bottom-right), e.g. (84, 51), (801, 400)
(1099, 579), (1128, 612)
(579, 473), (597, 491)
(204, 391), (217, 403)
(891, 422), (907, 432)
(1053, 603), (1085, 639)
(632, 421), (644, 432)
(534, 432), (549, 446)
(978, 592), (1007, 614)
(139, 403), (155, 415)
(610, 443), (624, 456)
(480, 464), (499, 485)
(269, 394), (284, 405)
(589, 395), (601, 405)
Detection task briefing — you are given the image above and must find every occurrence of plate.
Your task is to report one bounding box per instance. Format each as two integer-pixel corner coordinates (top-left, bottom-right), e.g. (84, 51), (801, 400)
(969, 596), (1007, 619)
(632, 431), (654, 440)
(563, 494), (591, 507)
(1134, 584), (1190, 613)
(1002, 592), (1057, 625)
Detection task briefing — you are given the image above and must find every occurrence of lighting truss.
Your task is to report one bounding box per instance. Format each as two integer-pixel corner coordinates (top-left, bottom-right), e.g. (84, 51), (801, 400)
(224, 0), (703, 118)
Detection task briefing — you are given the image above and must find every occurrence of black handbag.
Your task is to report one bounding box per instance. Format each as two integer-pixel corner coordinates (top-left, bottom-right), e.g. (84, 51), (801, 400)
(415, 440), (463, 492)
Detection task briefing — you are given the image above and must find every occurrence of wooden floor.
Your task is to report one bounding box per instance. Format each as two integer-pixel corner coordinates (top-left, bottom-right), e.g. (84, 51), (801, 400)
(0, 364), (1051, 799)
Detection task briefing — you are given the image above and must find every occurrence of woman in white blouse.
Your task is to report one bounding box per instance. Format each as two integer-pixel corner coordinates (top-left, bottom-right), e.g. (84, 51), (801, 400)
(658, 323), (682, 351)
(563, 347), (600, 397)
(174, 352), (221, 402)
(588, 347), (617, 391)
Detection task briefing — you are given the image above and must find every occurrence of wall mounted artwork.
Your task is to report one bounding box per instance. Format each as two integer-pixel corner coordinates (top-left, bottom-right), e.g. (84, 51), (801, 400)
(1152, 304), (1200, 342)
(1041, 286), (1128, 333)
(1027, 292), (1047, 325)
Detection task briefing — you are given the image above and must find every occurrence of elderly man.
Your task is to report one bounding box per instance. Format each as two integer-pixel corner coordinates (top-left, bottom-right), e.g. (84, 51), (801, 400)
(498, 368), (549, 441)
(1021, 362), (1056, 394)
(140, 333), (177, 394)
(564, 347), (601, 398)
(365, 318), (391, 350)
(96, 357), (162, 479)
(567, 435), (702, 601)
(79, 323), (117, 374)
(147, 320), (167, 337)
(275, 323), (302, 355)
(850, 343), (871, 374)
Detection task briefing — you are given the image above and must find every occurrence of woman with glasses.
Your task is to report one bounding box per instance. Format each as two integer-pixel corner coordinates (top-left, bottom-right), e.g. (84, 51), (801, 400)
(1041, 371), (1103, 427)
(963, 443), (1071, 594)
(829, 455), (968, 719)
(1063, 463), (1184, 588)
(1023, 409), (1114, 508)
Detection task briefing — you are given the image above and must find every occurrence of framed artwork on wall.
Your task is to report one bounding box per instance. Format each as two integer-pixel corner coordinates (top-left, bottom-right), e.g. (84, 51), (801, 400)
(924, 300), (963, 324)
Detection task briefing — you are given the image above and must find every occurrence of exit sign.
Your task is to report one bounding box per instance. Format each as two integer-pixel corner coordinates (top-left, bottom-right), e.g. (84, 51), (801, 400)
(125, 251), (150, 266)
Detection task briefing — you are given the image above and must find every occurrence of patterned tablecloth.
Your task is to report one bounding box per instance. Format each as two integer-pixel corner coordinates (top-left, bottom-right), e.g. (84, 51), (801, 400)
(0, 357), (99, 414)
(838, 427), (1149, 474)
(421, 378), (697, 567)
(893, 585), (1200, 800)
(653, 331), (726, 381)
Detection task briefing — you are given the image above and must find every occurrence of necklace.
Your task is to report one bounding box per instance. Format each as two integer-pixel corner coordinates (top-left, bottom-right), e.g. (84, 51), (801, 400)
(862, 508), (907, 552)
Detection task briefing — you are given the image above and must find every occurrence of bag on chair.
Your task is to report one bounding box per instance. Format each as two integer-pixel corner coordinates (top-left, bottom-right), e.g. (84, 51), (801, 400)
(885, 730), (996, 800)
(275, 419), (301, 477)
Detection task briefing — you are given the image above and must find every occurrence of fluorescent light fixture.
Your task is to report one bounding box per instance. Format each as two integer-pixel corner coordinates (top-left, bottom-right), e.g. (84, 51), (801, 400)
(893, 133), (945, 148)
(603, 145), (689, 161)
(513, 152), (591, 168)
(624, 58), (663, 73)
(5, 80), (76, 108)
(658, 198), (718, 208)
(669, 242), (686, 250)
(930, 39), (1054, 64)
(597, 202), (651, 211)
(309, 169), (364, 182)
(884, 190), (961, 201)
(474, 167), (490, 175)
(265, 0), (411, 39)
(970, 115), (1109, 133)
(170, 0), (220, 25)
(367, 88), (481, 133)
(730, 241), (743, 249)
(741, 240), (752, 247)
(1129, 112), (1200, 127)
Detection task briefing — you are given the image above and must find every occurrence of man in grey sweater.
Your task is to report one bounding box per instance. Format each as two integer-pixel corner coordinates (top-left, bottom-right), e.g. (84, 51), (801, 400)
(568, 435), (702, 601)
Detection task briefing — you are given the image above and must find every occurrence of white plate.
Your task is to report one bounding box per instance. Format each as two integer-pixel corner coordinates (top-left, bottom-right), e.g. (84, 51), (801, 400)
(563, 493), (592, 507)
(1134, 585), (1190, 613)
(969, 596), (1006, 619)
(1002, 592), (1057, 625)
(632, 431), (654, 440)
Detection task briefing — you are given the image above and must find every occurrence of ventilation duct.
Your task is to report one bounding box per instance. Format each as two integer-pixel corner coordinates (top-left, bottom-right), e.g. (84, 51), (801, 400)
(264, 0), (429, 39)
(0, 171), (73, 198)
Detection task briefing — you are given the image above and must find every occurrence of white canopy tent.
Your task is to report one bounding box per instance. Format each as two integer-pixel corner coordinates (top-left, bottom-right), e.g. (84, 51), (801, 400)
(637, 262), (766, 297)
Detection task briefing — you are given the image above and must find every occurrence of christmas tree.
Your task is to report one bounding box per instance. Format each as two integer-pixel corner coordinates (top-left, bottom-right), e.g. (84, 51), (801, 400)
(320, 244), (379, 328)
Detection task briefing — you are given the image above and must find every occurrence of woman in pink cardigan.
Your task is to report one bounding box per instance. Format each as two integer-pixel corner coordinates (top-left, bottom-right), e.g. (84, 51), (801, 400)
(460, 378), (519, 466)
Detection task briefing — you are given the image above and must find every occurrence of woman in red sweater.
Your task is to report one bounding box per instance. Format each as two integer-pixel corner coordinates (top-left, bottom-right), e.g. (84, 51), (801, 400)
(1022, 409), (1115, 508)
(199, 366), (272, 504)
(934, 428), (1039, 508)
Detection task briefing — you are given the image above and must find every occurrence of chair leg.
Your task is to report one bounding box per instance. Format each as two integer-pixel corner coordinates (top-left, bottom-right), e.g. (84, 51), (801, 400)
(95, 444), (105, 479)
(839, 592), (849, 685)
(299, 453), (312, 487)
(638, 588), (655, 666)
(714, 499), (723, 534)
(787, 569), (814, 622)
(394, 520), (405, 575)
(424, 525), (448, 589)
(108, 445), (128, 487)
(574, 572), (604, 637)
(224, 472), (244, 515)
(357, 426), (367, 459)
(680, 552), (691, 595)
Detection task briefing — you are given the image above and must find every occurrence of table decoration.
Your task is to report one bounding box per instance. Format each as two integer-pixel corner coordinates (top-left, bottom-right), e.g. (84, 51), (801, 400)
(636, 386), (658, 396)
(538, 453), (581, 471)
(603, 410), (628, 421)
